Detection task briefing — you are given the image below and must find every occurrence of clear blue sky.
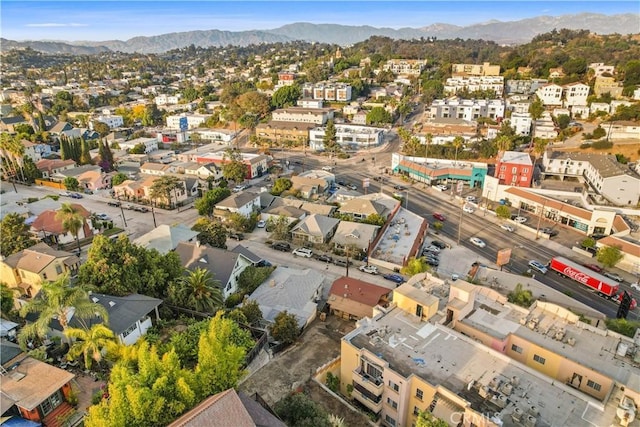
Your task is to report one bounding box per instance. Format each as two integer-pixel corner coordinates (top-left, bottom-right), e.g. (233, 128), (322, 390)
(2, 1), (639, 41)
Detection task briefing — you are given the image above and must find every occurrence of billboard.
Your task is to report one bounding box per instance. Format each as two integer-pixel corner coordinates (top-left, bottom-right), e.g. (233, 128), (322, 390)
(179, 117), (188, 132)
(496, 248), (512, 266)
(362, 178), (370, 188)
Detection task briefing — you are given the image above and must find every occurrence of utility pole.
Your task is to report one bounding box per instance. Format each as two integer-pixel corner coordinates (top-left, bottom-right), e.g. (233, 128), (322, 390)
(535, 201), (547, 240)
(118, 197), (127, 227)
(457, 201), (464, 245)
(151, 204), (157, 228)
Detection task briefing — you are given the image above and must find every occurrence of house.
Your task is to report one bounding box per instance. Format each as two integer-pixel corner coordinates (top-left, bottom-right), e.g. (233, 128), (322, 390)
(113, 176), (189, 207)
(182, 162), (222, 180)
(383, 59), (427, 76)
(290, 175), (329, 198)
(508, 112), (532, 136)
(118, 137), (158, 154)
(594, 76), (624, 98)
(20, 139), (51, 162)
(168, 389), (285, 427)
(331, 221), (380, 253)
(30, 204), (94, 247)
(548, 67), (565, 78)
(48, 121), (73, 136)
(214, 191), (260, 219)
(75, 167), (111, 191)
(338, 198), (389, 221)
(0, 116), (29, 133)
(563, 82), (590, 107)
(0, 242), (80, 301)
(328, 277), (392, 320)
(495, 151), (534, 187)
(536, 83), (563, 106)
(133, 224), (199, 255)
(249, 267), (323, 329)
(261, 204), (307, 225)
(290, 214), (340, 244)
(140, 162), (173, 176)
(175, 242), (253, 297)
(1, 352), (76, 426)
(36, 159), (77, 179)
(301, 82), (352, 101)
(230, 245), (265, 267)
(92, 114), (124, 129)
(309, 124), (384, 151)
(194, 152), (269, 179)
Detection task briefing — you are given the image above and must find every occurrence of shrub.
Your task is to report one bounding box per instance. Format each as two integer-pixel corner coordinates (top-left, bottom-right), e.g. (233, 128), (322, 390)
(325, 372), (340, 392)
(591, 139), (613, 150)
(225, 293), (244, 308)
(579, 143), (592, 149)
(507, 283), (534, 308)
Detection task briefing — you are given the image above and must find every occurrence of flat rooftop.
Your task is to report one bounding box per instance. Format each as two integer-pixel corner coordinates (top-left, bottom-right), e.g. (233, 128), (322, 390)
(347, 305), (621, 427)
(371, 207), (425, 267)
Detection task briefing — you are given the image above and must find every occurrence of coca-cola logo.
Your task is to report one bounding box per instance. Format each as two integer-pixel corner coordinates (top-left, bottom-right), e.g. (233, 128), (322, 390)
(563, 267), (589, 284)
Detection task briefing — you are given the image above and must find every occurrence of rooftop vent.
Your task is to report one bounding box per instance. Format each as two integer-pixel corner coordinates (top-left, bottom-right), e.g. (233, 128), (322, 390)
(108, 301), (116, 307)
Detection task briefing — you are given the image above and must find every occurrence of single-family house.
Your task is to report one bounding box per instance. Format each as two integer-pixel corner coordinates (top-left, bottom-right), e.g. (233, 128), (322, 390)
(331, 222), (380, 253)
(112, 179), (145, 201)
(290, 175), (329, 198)
(0, 116), (29, 133)
(182, 162), (222, 181)
(20, 139), (51, 162)
(30, 204), (94, 247)
(76, 167), (111, 191)
(214, 191), (260, 219)
(337, 198), (389, 221)
(536, 83), (563, 106)
(140, 162), (173, 176)
(290, 214), (340, 244)
(261, 204), (307, 225)
(36, 159), (77, 179)
(230, 245), (265, 267)
(175, 242), (253, 297)
(133, 224), (199, 255)
(328, 276), (392, 320)
(299, 202), (337, 217)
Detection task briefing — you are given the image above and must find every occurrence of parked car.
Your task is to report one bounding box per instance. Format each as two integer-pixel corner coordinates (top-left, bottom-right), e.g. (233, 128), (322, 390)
(69, 193), (83, 199)
(434, 184), (448, 192)
(465, 195), (477, 203)
(500, 224), (515, 232)
(95, 213), (111, 221)
(540, 227), (559, 237)
(604, 272), (624, 282)
(232, 184), (248, 193)
(124, 204), (136, 210)
(83, 189), (94, 195)
(337, 180), (346, 186)
(271, 242), (291, 252)
(229, 232), (245, 241)
(292, 248), (313, 258)
(431, 240), (447, 249)
(469, 237), (486, 248)
(463, 204), (475, 214)
(432, 212), (446, 221)
(393, 185), (406, 191)
(346, 183), (357, 190)
(359, 265), (379, 275)
(257, 220), (266, 228)
(134, 206), (149, 213)
(59, 191), (71, 197)
(321, 166), (334, 171)
(528, 260), (548, 274)
(315, 254), (333, 263)
(333, 258), (352, 267)
(423, 245), (441, 253)
(383, 273), (405, 284)
(513, 216), (528, 224)
(582, 263), (603, 273)
(426, 258), (439, 267)
(631, 282), (640, 291)
(107, 201), (121, 207)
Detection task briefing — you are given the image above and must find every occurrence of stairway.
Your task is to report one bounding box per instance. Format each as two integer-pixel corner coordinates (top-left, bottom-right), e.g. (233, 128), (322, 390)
(42, 402), (75, 427)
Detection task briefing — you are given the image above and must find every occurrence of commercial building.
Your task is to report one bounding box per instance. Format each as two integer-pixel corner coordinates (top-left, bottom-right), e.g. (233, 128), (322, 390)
(309, 124), (385, 151)
(392, 153), (488, 189)
(494, 151), (534, 187)
(255, 121), (315, 146)
(271, 107), (334, 125)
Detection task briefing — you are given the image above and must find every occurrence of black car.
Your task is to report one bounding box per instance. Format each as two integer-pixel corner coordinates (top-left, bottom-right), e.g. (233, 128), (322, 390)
(337, 180), (346, 186)
(229, 232), (245, 241)
(107, 201), (121, 207)
(540, 228), (559, 237)
(431, 240), (447, 249)
(315, 254), (333, 263)
(426, 258), (439, 267)
(271, 242), (291, 252)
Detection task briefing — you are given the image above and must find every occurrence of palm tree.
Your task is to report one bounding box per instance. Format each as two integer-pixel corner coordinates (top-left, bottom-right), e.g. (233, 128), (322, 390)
(452, 136), (465, 165)
(425, 133), (433, 158)
(64, 324), (118, 370)
(0, 133), (26, 184)
(171, 268), (223, 314)
(56, 203), (85, 255)
(495, 135), (513, 152)
(18, 275), (109, 346)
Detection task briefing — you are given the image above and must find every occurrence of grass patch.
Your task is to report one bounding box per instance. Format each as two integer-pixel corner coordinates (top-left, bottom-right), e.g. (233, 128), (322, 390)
(103, 227), (124, 237)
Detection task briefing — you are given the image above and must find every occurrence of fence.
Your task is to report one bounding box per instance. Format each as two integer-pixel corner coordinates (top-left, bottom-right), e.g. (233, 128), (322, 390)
(35, 179), (66, 190)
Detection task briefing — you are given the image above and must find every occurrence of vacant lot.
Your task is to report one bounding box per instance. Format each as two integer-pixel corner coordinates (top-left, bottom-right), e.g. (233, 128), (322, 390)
(560, 141), (640, 162)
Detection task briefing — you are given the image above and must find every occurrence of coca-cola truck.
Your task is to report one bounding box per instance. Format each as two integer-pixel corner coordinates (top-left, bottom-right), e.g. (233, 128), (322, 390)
(549, 256), (619, 298)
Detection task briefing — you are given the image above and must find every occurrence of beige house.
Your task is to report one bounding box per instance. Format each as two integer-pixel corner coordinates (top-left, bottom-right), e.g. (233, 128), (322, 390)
(338, 198), (389, 221)
(290, 214), (340, 244)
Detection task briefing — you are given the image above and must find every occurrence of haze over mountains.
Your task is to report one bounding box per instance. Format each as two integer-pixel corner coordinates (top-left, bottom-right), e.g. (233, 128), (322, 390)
(2, 12), (639, 55)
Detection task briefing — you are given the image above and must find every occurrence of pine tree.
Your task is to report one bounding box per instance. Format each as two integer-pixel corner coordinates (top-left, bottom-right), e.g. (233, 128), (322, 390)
(60, 136), (69, 161)
(103, 140), (114, 167)
(79, 138), (92, 165)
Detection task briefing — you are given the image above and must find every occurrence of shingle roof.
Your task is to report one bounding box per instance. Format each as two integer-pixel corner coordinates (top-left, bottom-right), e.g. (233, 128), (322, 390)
(84, 293), (162, 335)
(290, 214), (339, 237)
(175, 242), (245, 288)
(133, 224), (199, 255)
(230, 245), (262, 264)
(339, 198), (387, 216)
(216, 191), (259, 209)
(2, 242), (79, 273)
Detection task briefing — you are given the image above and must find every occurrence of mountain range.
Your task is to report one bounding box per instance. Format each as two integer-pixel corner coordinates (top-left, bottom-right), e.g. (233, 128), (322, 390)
(2, 13), (639, 55)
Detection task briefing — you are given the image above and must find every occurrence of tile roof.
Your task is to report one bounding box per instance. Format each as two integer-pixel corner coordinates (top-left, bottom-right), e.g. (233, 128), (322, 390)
(35, 159), (76, 173)
(598, 236), (640, 257)
(30, 204), (90, 235)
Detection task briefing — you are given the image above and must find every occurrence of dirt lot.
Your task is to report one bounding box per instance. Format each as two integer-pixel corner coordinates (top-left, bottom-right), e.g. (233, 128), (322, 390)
(559, 141), (640, 162)
(239, 316), (369, 425)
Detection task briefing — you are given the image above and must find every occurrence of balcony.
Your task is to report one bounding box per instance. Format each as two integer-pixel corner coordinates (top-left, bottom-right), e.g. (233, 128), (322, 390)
(352, 382), (383, 413)
(353, 367), (383, 395)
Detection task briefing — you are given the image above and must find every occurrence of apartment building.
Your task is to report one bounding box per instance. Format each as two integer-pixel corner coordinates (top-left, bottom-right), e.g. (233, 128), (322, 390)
(308, 124), (384, 151)
(535, 83), (563, 106)
(505, 79), (548, 95)
(382, 59), (427, 76)
(542, 151), (640, 206)
(594, 76), (624, 98)
(301, 82), (352, 101)
(92, 114), (123, 129)
(166, 113), (210, 130)
(276, 72), (296, 87)
(419, 118), (478, 145)
(189, 128), (237, 144)
(119, 137), (158, 154)
(588, 62), (615, 77)
(271, 107), (334, 125)
(495, 151), (534, 187)
(429, 98), (505, 121)
(451, 61), (500, 77)
(155, 94), (182, 106)
(563, 82), (590, 107)
(508, 112), (532, 136)
(255, 121), (315, 145)
(443, 76), (504, 97)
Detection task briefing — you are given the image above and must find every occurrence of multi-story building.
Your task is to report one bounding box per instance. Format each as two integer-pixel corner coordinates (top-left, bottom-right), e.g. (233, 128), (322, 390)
(419, 118), (478, 145)
(255, 121), (315, 146)
(508, 112), (532, 136)
(119, 137), (159, 154)
(166, 113), (210, 130)
(271, 107), (334, 125)
(443, 76), (504, 97)
(309, 124), (384, 151)
(382, 59), (427, 76)
(535, 83), (563, 106)
(155, 94), (182, 106)
(301, 82), (352, 102)
(495, 150), (534, 187)
(189, 128), (237, 144)
(276, 72), (296, 87)
(20, 139), (51, 162)
(542, 150), (640, 206)
(451, 61), (500, 76)
(92, 114), (123, 129)
(563, 82), (590, 107)
(505, 79), (548, 95)
(429, 98), (505, 121)
(594, 76), (624, 98)
(589, 62), (615, 77)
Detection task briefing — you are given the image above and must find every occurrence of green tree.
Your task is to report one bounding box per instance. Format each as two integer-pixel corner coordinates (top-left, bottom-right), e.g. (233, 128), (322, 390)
(605, 318), (640, 338)
(366, 106), (392, 125)
(495, 205), (511, 219)
(508, 283), (534, 308)
(79, 137), (93, 165)
(266, 215), (290, 241)
(128, 143), (146, 154)
(401, 257), (430, 276)
(323, 119), (338, 155)
(452, 135), (464, 164)
(363, 213), (385, 227)
(64, 324), (118, 370)
(92, 121), (110, 137)
(170, 268), (223, 314)
(239, 299), (264, 326)
(64, 176), (79, 191)
(111, 172), (128, 186)
(581, 237), (596, 250)
(237, 265), (275, 295)
(18, 275), (108, 347)
(22, 156), (42, 183)
(234, 91), (271, 118)
(597, 245), (624, 269)
(192, 217), (228, 248)
(271, 84), (301, 108)
(56, 202), (85, 254)
(416, 410), (449, 427)
(1, 283), (16, 318)
(195, 187), (231, 216)
(397, 98), (412, 123)
(221, 149), (248, 183)
(0, 213), (36, 256)
(270, 310), (299, 344)
(271, 177), (292, 196)
(556, 114), (571, 130)
(275, 392), (331, 427)
(149, 175), (182, 208)
(529, 98), (544, 121)
(495, 135), (513, 152)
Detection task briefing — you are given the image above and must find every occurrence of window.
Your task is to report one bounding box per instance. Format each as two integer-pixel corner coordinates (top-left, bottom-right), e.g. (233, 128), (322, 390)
(365, 363), (383, 379)
(384, 415), (396, 426)
(389, 380), (399, 392)
(387, 397), (398, 409)
(121, 323), (138, 338)
(500, 165), (506, 171)
(587, 380), (602, 392)
(512, 167), (518, 174)
(511, 344), (523, 354)
(413, 406), (420, 416)
(533, 354), (546, 365)
(416, 388), (424, 401)
(523, 168), (529, 173)
(55, 264), (63, 274)
(42, 273), (47, 280)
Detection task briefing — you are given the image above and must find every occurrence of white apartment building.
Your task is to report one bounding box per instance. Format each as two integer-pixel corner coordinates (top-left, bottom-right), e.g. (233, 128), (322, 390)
(301, 83), (352, 102)
(271, 107), (334, 125)
(588, 63), (615, 77)
(429, 98), (505, 121)
(189, 128), (237, 144)
(563, 82), (590, 107)
(443, 76), (504, 96)
(505, 79), (548, 95)
(508, 112), (532, 136)
(119, 137), (159, 154)
(155, 94), (182, 106)
(309, 124), (384, 151)
(542, 151), (640, 206)
(535, 83), (563, 106)
(166, 113), (210, 130)
(382, 59), (427, 76)
(92, 114), (124, 129)
(297, 99), (324, 109)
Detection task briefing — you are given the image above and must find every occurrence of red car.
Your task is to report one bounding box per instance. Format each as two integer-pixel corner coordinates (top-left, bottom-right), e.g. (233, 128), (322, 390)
(582, 263), (603, 273)
(433, 213), (446, 221)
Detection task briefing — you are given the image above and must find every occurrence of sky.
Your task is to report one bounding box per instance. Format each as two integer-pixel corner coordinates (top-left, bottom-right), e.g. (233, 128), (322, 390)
(2, 1), (639, 42)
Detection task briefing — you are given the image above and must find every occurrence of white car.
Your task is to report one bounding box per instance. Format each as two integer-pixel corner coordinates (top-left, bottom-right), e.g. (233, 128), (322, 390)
(232, 184), (248, 193)
(500, 224), (515, 232)
(423, 245), (441, 253)
(469, 237), (486, 248)
(256, 220), (266, 228)
(434, 184), (449, 192)
(292, 248), (313, 258)
(513, 216), (528, 224)
(359, 265), (379, 275)
(631, 283), (640, 291)
(463, 204), (475, 213)
(604, 272), (624, 282)
(465, 195), (477, 203)
(528, 260), (548, 274)
(321, 166), (334, 171)
(59, 191), (71, 197)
